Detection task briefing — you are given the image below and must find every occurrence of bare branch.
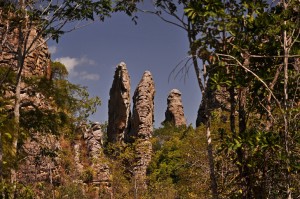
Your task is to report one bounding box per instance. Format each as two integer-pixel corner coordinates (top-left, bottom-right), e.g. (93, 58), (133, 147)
(216, 53), (283, 113)
(139, 9), (186, 30)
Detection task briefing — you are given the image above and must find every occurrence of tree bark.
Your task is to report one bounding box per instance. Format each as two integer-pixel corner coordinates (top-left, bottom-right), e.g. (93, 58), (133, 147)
(188, 22), (218, 199)
(238, 54), (251, 198)
(282, 1), (291, 198)
(11, 1), (26, 193)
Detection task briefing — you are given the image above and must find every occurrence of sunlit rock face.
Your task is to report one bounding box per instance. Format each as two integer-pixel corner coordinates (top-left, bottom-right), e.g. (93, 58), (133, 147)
(75, 123), (113, 197)
(0, 13), (51, 78)
(17, 133), (61, 185)
(84, 123), (112, 196)
(164, 89), (186, 127)
(129, 71), (155, 140)
(128, 71), (155, 190)
(4, 16), (57, 186)
(107, 62), (131, 143)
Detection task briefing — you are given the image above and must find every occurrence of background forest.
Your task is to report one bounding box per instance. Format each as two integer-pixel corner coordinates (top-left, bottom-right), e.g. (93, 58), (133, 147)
(0, 0), (299, 199)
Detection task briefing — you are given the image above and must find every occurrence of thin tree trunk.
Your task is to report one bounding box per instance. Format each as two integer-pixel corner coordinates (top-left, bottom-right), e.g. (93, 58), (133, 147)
(238, 86), (251, 198)
(283, 26), (291, 199)
(11, 55), (22, 188)
(11, 1), (26, 193)
(229, 86), (236, 135)
(205, 112), (218, 199)
(188, 22), (218, 199)
(237, 54), (251, 198)
(266, 65), (283, 130)
(282, 1), (291, 198)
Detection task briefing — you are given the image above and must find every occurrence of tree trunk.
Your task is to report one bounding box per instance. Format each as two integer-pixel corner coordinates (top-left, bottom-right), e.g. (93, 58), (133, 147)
(188, 22), (218, 199)
(238, 54), (251, 198)
(283, 26), (292, 199)
(282, 1), (291, 198)
(11, 53), (22, 187)
(11, 1), (26, 192)
(187, 22), (218, 199)
(205, 113), (218, 199)
(0, 131), (2, 181)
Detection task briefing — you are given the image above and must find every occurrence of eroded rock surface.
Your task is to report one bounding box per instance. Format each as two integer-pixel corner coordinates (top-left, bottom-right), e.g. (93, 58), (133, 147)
(129, 71), (155, 190)
(107, 62), (131, 143)
(164, 89), (186, 127)
(75, 122), (112, 197)
(0, 14), (51, 78)
(18, 133), (61, 185)
(129, 71), (155, 140)
(84, 122), (104, 158)
(85, 123), (112, 196)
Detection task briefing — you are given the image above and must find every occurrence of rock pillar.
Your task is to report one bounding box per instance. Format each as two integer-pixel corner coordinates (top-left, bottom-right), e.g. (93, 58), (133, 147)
(129, 71), (155, 191)
(164, 89), (186, 127)
(107, 62), (131, 143)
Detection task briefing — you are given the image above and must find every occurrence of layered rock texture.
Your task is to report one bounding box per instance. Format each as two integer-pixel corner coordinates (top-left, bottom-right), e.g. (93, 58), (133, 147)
(0, 13), (51, 78)
(164, 89), (186, 127)
(2, 17), (57, 187)
(18, 133), (61, 185)
(129, 71), (155, 190)
(1, 15), (112, 197)
(1, 18), (188, 194)
(129, 71), (155, 140)
(80, 123), (112, 197)
(107, 66), (156, 191)
(107, 62), (131, 143)
(1, 11), (52, 111)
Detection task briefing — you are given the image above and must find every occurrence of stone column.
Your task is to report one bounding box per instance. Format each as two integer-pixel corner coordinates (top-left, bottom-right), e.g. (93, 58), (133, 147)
(164, 89), (186, 127)
(107, 62), (131, 143)
(129, 71), (155, 193)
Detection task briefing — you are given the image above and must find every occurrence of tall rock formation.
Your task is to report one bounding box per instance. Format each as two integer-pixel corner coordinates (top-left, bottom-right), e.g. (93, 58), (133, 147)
(4, 12), (57, 187)
(107, 62), (131, 143)
(164, 89), (186, 127)
(128, 71), (155, 192)
(0, 11), (51, 79)
(74, 123), (112, 198)
(83, 123), (112, 197)
(129, 71), (155, 140)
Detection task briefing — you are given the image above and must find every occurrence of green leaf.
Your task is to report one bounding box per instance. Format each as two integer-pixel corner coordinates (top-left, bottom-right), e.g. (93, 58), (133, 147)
(5, 132), (12, 139)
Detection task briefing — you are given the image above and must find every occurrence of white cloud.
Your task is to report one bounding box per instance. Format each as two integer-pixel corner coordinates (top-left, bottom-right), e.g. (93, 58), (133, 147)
(80, 57), (96, 66)
(79, 71), (100, 80)
(54, 56), (99, 81)
(55, 56), (79, 72)
(48, 46), (57, 54)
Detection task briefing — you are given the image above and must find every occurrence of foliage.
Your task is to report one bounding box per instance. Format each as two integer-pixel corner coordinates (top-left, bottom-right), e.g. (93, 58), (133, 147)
(0, 61), (101, 196)
(0, 180), (35, 199)
(134, 0), (299, 198)
(104, 141), (137, 198)
(183, 0), (300, 198)
(148, 124), (210, 198)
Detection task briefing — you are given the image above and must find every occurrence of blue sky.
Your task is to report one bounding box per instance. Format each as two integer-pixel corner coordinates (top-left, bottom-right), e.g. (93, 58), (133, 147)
(48, 3), (201, 127)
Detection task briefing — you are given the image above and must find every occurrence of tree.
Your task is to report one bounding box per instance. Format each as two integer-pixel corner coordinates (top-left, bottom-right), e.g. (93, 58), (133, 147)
(148, 124), (210, 198)
(137, 1), (225, 197)
(0, 0), (111, 188)
(186, 0), (299, 198)
(130, 0), (299, 198)
(0, 59), (101, 197)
